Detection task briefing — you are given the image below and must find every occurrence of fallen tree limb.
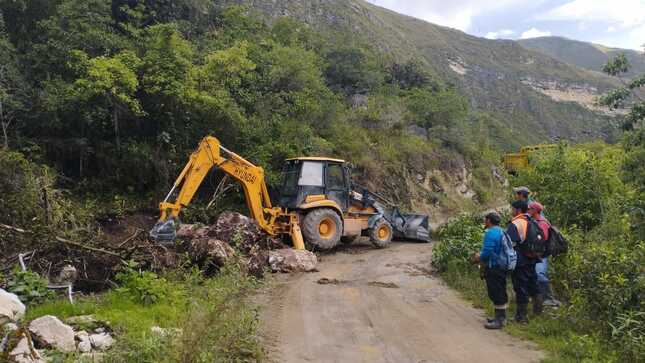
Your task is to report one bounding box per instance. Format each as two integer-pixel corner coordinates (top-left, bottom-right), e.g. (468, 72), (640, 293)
(0, 223), (28, 233)
(54, 236), (124, 258)
(1, 222), (124, 259)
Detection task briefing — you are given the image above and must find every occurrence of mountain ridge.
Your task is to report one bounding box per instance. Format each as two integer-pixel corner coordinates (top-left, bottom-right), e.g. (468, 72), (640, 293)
(518, 36), (645, 79)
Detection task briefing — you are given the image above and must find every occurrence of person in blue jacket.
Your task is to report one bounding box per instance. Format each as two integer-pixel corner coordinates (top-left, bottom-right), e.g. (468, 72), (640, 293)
(473, 212), (508, 329)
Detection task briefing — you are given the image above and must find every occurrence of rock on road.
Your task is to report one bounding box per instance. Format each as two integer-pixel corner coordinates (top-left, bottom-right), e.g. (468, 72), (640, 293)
(259, 242), (544, 363)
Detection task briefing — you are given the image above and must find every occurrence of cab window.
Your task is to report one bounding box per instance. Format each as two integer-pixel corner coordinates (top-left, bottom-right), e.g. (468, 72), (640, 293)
(298, 161), (324, 186)
(326, 163), (345, 189)
(280, 161), (299, 196)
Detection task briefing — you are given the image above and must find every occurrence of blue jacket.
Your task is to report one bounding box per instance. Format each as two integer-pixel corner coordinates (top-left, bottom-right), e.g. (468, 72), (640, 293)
(480, 226), (503, 268)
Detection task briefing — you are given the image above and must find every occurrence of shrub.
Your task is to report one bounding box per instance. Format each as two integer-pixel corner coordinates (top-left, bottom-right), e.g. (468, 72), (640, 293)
(6, 269), (54, 305)
(432, 213), (483, 272)
(115, 261), (170, 305)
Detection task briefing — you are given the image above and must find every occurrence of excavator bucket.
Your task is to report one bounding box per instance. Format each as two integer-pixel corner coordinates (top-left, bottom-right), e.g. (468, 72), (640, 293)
(149, 218), (177, 242)
(386, 208), (431, 242)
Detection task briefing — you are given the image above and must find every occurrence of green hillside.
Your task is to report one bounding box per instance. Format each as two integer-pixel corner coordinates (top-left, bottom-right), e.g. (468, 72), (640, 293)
(225, 0), (620, 142)
(519, 36), (645, 78)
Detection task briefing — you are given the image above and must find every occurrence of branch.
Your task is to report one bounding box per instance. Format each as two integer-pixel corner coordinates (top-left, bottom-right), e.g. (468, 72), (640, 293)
(54, 236), (124, 258)
(0, 223), (124, 259)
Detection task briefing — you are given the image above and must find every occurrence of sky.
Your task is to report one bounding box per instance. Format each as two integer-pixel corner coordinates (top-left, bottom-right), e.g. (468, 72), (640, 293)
(365, 0), (645, 51)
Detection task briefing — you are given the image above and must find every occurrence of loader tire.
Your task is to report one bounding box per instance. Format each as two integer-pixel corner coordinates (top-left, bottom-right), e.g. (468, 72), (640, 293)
(302, 208), (342, 250)
(370, 218), (393, 248)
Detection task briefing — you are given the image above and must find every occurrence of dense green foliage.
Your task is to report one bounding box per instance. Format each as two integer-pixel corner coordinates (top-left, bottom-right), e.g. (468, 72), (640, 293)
(5, 269), (54, 305)
(434, 141), (644, 361)
(431, 214), (483, 272)
(512, 143), (644, 361)
(0, 0), (500, 211)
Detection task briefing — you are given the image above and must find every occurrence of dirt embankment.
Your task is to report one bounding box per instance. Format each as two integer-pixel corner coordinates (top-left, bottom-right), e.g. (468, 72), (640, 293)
(259, 241), (544, 363)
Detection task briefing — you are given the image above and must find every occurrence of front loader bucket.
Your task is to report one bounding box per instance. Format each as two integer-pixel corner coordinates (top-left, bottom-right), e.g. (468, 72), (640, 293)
(386, 209), (430, 242)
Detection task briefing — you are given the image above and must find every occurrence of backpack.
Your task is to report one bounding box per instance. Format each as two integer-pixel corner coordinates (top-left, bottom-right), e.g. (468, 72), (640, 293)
(520, 217), (546, 258)
(495, 231), (517, 271)
(545, 225), (569, 257)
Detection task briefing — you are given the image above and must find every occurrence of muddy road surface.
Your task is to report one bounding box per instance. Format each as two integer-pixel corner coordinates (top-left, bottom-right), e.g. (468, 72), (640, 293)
(260, 242), (544, 363)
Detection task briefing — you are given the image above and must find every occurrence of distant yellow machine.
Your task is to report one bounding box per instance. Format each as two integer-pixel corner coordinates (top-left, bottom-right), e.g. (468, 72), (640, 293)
(503, 144), (557, 173)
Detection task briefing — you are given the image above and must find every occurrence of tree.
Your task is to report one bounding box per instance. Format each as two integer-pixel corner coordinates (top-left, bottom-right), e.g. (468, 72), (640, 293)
(600, 50), (645, 130)
(600, 45), (645, 235)
(0, 14), (27, 149)
(73, 50), (143, 151)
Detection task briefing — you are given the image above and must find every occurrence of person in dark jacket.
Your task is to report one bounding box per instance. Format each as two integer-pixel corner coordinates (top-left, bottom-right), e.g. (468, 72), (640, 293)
(507, 200), (540, 323)
(473, 212), (508, 329)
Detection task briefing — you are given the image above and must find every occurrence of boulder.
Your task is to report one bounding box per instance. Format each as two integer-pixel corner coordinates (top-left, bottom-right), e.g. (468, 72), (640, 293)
(189, 238), (236, 267)
(75, 331), (92, 353)
(176, 223), (210, 240)
(213, 212), (264, 249)
(8, 335), (44, 363)
(0, 289), (26, 325)
(268, 249), (318, 273)
(89, 333), (114, 351)
(28, 315), (76, 352)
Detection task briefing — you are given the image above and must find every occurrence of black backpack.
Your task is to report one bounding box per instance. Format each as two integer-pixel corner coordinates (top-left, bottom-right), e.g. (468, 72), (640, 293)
(520, 217), (546, 258)
(545, 225), (569, 257)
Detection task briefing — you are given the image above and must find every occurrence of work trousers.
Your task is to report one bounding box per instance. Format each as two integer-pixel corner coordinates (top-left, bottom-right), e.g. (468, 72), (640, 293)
(536, 257), (549, 283)
(485, 267), (508, 308)
(511, 263), (539, 304)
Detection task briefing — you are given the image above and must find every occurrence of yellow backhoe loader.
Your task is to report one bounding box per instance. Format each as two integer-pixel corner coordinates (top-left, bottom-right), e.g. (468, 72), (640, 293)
(150, 136), (430, 250)
(502, 144), (557, 174)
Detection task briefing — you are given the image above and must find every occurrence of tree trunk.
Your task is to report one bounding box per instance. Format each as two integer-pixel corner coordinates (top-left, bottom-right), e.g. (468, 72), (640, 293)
(113, 106), (120, 152)
(1, 122), (8, 150)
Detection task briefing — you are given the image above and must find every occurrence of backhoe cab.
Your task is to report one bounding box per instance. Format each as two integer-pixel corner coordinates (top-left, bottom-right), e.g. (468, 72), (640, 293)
(150, 136), (429, 251)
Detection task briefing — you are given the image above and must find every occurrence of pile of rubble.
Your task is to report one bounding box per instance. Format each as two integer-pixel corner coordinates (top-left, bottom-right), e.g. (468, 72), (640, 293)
(1, 289), (115, 362)
(179, 212), (318, 276)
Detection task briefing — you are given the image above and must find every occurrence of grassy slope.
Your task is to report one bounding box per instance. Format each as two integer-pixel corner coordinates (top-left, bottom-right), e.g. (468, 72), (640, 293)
(226, 0), (619, 144)
(23, 264), (264, 363)
(519, 36), (645, 78)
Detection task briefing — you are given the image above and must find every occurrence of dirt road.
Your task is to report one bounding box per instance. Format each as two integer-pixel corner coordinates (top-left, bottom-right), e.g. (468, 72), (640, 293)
(260, 241), (544, 363)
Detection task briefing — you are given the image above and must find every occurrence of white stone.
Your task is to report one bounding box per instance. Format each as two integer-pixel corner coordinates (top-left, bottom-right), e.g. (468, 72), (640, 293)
(8, 336), (45, 363)
(75, 330), (92, 353)
(0, 288), (26, 325)
(89, 333), (114, 351)
(268, 249), (318, 273)
(28, 315), (76, 352)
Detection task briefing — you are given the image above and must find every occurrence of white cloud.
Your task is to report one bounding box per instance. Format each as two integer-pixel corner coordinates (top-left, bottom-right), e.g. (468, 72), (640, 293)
(539, 0), (645, 27)
(607, 26), (616, 32)
(521, 28), (552, 39)
(485, 29), (515, 39)
(366, 0), (530, 31)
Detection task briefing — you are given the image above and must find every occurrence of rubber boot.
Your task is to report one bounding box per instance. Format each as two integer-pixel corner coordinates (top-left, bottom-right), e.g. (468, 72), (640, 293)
(533, 294), (544, 316)
(541, 282), (562, 307)
(515, 303), (529, 324)
(485, 309), (506, 329)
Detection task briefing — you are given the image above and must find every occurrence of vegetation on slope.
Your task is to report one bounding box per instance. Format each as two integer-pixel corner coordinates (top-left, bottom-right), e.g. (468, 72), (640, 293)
(224, 0), (620, 143)
(0, 1), (504, 218)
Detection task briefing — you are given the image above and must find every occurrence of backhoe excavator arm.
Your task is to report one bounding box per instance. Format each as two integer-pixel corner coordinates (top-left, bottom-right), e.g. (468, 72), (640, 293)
(152, 136), (305, 249)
